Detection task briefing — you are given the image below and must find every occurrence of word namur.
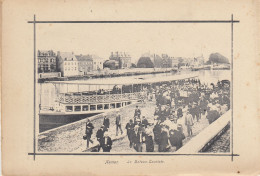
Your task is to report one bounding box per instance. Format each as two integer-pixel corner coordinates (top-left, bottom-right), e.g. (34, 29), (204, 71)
(105, 160), (119, 164)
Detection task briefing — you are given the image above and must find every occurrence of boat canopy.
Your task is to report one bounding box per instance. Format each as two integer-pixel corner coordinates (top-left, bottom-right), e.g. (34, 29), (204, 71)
(47, 73), (199, 86)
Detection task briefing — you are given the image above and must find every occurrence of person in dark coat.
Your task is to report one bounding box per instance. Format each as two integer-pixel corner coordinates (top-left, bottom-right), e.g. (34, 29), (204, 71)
(199, 97), (208, 118)
(125, 119), (135, 148)
(96, 125), (105, 152)
(115, 113), (123, 136)
(144, 129), (154, 152)
(103, 116), (110, 131)
(153, 121), (161, 145)
(85, 119), (94, 148)
(134, 130), (144, 152)
(141, 116), (149, 128)
(134, 106), (141, 118)
(158, 126), (170, 152)
(193, 102), (200, 122)
(206, 109), (220, 124)
(169, 125), (185, 150)
(177, 107), (183, 119)
(169, 129), (176, 146)
(100, 132), (113, 152)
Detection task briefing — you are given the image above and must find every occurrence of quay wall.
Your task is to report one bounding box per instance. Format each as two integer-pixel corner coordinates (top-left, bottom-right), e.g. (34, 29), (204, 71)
(176, 110), (231, 154)
(38, 68), (177, 83)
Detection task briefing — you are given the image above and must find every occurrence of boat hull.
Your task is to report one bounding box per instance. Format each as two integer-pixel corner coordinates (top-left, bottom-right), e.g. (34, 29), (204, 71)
(39, 113), (100, 133)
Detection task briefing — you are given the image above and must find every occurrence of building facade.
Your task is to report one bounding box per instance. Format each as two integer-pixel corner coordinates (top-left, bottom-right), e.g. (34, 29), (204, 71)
(75, 55), (93, 75)
(37, 50), (57, 73)
(109, 52), (131, 69)
(170, 58), (179, 68)
(191, 55), (204, 67)
(57, 51), (79, 77)
(90, 55), (104, 71)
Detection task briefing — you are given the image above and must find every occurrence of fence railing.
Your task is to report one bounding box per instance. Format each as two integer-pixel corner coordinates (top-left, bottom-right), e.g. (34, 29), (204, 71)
(57, 92), (146, 104)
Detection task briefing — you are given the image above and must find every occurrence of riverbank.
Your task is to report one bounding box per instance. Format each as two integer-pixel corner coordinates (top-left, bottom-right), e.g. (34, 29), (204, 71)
(38, 68), (178, 83)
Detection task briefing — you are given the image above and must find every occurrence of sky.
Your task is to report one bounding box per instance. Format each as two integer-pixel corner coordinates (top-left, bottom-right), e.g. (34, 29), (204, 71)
(37, 23), (231, 64)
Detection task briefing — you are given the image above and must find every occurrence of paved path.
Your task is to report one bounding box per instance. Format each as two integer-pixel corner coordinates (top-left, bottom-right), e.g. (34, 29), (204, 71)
(110, 109), (210, 153)
(38, 101), (156, 152)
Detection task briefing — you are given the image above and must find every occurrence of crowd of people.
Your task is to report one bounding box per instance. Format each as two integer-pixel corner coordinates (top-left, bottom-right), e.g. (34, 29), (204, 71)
(84, 78), (230, 152)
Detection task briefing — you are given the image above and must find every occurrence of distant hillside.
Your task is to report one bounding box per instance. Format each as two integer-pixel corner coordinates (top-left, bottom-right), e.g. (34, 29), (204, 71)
(206, 53), (230, 64)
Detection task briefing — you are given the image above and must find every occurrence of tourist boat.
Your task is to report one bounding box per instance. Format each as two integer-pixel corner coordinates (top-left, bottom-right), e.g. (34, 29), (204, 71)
(39, 74), (199, 116)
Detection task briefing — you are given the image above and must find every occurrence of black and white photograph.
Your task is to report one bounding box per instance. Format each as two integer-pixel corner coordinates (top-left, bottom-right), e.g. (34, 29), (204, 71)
(36, 22), (231, 154)
(3, 0), (260, 175)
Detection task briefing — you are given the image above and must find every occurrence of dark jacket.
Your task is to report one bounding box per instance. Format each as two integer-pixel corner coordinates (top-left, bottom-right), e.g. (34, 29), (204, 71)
(141, 118), (149, 128)
(85, 122), (94, 135)
(153, 123), (161, 144)
(101, 136), (112, 152)
(206, 110), (220, 124)
(96, 128), (104, 141)
(103, 118), (110, 129)
(145, 135), (154, 152)
(134, 132), (144, 144)
(177, 108), (183, 118)
(125, 122), (135, 135)
(159, 130), (169, 152)
(169, 129), (185, 150)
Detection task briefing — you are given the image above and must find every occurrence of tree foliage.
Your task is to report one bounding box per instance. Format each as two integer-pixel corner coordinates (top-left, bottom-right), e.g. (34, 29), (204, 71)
(206, 53), (229, 64)
(137, 57), (154, 68)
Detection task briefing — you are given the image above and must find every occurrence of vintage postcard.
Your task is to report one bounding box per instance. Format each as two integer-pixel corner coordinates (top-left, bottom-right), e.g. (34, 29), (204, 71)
(2, 0), (260, 175)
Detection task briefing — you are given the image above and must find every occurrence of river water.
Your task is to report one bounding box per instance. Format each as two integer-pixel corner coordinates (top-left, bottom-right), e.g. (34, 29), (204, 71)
(38, 69), (231, 132)
(203, 127), (230, 153)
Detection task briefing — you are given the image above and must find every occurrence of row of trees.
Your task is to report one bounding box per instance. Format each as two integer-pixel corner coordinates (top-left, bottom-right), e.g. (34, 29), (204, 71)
(96, 52), (230, 70)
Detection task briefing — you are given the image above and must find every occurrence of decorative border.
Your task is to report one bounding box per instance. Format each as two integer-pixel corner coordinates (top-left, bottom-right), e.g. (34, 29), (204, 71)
(28, 15), (239, 160)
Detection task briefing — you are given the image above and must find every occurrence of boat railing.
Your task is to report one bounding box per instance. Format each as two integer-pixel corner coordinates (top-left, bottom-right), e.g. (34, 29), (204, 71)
(57, 92), (146, 104)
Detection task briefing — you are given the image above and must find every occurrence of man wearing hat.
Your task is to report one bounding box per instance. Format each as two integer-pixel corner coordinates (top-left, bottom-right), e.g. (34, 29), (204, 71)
(103, 116), (110, 131)
(96, 125), (105, 152)
(125, 119), (135, 148)
(144, 128), (154, 152)
(177, 106), (183, 119)
(85, 119), (94, 148)
(134, 127), (144, 152)
(193, 101), (200, 122)
(153, 120), (162, 145)
(199, 96), (208, 119)
(116, 113), (123, 136)
(134, 105), (141, 118)
(141, 116), (149, 128)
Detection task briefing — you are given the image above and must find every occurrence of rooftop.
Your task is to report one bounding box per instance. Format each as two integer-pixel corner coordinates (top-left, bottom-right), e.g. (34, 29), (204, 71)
(58, 52), (77, 61)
